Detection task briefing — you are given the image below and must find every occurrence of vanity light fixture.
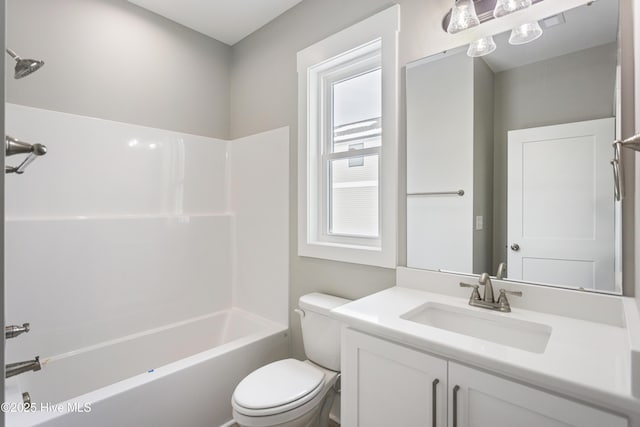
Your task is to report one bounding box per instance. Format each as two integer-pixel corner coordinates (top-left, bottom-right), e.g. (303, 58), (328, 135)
(442, 0), (543, 31)
(442, 0), (545, 57)
(447, 0), (481, 34)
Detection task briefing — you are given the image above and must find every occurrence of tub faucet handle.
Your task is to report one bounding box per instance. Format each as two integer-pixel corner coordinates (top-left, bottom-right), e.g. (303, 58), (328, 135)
(5, 323), (30, 339)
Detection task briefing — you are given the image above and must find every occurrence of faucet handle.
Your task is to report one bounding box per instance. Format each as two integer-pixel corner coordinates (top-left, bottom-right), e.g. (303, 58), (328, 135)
(460, 282), (478, 289)
(460, 282), (481, 301)
(499, 289), (522, 298)
(496, 289), (522, 312)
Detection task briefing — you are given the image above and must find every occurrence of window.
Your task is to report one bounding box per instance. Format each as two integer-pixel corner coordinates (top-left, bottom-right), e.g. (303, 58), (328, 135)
(297, 6), (399, 268)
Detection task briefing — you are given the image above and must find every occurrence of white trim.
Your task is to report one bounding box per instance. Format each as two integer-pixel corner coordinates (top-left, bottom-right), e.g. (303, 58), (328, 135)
(634, 0), (640, 306)
(297, 5), (400, 268)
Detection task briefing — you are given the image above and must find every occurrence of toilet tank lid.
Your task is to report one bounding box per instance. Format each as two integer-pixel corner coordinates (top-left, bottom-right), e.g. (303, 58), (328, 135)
(299, 293), (350, 316)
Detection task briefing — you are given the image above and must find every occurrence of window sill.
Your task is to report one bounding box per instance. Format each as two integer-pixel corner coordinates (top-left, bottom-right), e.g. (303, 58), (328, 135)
(299, 240), (396, 269)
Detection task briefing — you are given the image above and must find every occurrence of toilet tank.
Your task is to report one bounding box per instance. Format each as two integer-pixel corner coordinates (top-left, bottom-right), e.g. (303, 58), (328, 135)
(298, 293), (350, 371)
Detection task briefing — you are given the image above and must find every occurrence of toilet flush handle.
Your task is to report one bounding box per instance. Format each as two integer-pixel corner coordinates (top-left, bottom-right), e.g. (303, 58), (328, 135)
(294, 308), (305, 318)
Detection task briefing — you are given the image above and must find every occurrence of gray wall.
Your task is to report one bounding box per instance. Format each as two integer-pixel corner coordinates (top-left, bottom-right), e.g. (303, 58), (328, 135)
(492, 42), (618, 269)
(230, 0), (463, 359)
(228, 0), (610, 358)
(6, 0), (231, 139)
(473, 58), (494, 274)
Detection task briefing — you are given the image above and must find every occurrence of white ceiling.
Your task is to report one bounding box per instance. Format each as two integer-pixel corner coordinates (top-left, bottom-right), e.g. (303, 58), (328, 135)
(127, 0), (304, 45)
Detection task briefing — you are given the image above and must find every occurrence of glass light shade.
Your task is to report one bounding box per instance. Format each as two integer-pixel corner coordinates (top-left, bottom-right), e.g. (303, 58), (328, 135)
(447, 0), (480, 34)
(509, 21), (543, 45)
(467, 36), (497, 57)
(493, 0), (532, 18)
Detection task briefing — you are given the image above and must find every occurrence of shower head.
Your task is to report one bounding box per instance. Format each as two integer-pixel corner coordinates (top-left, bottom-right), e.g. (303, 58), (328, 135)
(6, 48), (44, 79)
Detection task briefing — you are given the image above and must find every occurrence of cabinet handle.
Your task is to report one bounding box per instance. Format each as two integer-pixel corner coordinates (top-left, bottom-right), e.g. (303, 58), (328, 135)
(432, 378), (439, 427)
(453, 385), (461, 427)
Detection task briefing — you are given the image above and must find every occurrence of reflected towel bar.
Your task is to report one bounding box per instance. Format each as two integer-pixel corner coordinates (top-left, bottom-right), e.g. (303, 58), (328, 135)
(408, 190), (465, 196)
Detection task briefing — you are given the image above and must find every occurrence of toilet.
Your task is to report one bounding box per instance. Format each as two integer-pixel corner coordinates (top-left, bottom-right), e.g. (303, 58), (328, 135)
(232, 293), (350, 427)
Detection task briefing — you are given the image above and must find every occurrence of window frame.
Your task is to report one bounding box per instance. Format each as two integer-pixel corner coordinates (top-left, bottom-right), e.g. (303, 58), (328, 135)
(297, 5), (399, 268)
(321, 49), (382, 245)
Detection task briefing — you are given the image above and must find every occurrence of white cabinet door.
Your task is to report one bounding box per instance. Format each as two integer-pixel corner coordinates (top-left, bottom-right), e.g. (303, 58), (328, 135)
(342, 328), (447, 427)
(449, 362), (628, 427)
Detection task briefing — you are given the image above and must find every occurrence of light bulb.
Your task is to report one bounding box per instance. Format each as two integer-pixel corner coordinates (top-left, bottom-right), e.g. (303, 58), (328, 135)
(494, 0), (532, 18)
(509, 21), (543, 45)
(447, 0), (480, 34)
(467, 36), (497, 57)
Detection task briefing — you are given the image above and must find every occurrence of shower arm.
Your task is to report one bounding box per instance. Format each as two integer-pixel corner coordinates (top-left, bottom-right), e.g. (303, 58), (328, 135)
(5, 48), (20, 60)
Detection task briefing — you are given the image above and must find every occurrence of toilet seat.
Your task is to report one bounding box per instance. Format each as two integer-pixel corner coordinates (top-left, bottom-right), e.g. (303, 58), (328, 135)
(232, 359), (325, 417)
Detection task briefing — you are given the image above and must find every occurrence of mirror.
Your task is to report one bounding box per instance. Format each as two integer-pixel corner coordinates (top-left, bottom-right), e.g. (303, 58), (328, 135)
(406, 0), (622, 293)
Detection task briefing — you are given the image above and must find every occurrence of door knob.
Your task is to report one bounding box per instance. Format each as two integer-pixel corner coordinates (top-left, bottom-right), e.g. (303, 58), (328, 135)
(510, 243), (520, 252)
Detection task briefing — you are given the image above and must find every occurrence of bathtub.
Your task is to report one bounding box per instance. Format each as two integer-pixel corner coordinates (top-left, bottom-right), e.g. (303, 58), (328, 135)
(4, 309), (289, 427)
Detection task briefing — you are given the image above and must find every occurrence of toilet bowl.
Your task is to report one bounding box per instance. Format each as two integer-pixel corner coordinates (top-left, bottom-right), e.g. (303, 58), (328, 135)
(232, 293), (349, 427)
(232, 359), (339, 427)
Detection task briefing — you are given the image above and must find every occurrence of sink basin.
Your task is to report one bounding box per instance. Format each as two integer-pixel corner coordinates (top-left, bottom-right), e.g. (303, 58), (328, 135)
(401, 302), (552, 353)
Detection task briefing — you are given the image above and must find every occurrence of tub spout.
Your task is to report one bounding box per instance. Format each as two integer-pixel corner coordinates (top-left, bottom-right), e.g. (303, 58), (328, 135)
(6, 356), (41, 378)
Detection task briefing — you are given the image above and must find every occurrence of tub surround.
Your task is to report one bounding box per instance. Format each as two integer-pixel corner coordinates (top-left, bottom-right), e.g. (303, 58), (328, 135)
(4, 103), (289, 426)
(5, 104), (289, 357)
(229, 131), (289, 325)
(332, 267), (640, 422)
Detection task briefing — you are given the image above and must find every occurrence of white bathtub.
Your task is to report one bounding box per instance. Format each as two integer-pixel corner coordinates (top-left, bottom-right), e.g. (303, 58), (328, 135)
(5, 309), (289, 427)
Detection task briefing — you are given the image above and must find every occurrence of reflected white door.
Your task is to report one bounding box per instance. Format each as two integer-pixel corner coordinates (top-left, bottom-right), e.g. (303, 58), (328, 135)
(507, 118), (615, 289)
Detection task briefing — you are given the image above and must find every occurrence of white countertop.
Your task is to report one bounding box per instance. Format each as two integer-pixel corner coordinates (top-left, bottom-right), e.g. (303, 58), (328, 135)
(331, 268), (640, 417)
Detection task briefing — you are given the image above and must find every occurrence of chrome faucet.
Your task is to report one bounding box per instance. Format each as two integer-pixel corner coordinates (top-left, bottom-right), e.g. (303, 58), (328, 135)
(460, 273), (522, 312)
(6, 356), (41, 378)
(479, 273), (494, 303)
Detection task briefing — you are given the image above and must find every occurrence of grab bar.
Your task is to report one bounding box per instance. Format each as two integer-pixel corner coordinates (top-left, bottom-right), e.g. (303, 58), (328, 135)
(5, 135), (47, 174)
(408, 190), (465, 197)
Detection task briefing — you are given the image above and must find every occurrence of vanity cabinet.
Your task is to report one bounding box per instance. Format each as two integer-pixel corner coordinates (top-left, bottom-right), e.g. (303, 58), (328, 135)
(342, 328), (628, 427)
(341, 328), (447, 427)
